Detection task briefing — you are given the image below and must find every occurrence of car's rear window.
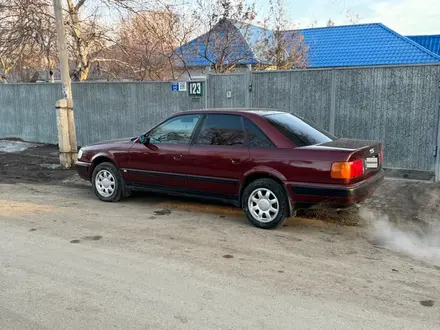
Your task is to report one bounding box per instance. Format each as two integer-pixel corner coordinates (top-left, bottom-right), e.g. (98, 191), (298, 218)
(264, 113), (337, 147)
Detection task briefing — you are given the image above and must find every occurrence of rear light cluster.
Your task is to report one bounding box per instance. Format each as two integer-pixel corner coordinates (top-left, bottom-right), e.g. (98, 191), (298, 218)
(331, 160), (364, 179)
(380, 151), (384, 164)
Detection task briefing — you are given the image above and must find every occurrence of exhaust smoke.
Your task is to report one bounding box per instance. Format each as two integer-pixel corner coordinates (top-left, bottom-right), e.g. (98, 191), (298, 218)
(361, 208), (440, 266)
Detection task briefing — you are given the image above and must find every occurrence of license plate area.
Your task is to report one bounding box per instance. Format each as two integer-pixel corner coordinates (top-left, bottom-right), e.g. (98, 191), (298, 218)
(366, 157), (378, 169)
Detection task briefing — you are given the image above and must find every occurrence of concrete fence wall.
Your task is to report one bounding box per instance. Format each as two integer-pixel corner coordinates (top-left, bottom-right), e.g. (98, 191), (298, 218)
(0, 64), (439, 180)
(209, 65), (440, 179)
(333, 66), (440, 173)
(250, 70), (333, 131)
(0, 82), (205, 146)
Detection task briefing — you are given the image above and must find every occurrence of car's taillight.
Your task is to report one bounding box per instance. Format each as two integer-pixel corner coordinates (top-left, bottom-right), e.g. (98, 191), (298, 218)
(380, 151), (384, 164)
(331, 160), (364, 179)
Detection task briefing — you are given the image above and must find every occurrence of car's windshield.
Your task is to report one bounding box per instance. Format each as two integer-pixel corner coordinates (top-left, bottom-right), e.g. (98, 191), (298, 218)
(264, 113), (337, 147)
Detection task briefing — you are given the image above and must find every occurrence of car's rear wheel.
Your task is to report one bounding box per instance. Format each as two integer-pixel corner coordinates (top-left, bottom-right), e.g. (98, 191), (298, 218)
(242, 178), (289, 229)
(92, 162), (123, 202)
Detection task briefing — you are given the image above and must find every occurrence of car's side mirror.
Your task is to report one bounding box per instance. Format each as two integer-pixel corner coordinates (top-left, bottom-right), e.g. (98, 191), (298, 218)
(139, 134), (150, 145)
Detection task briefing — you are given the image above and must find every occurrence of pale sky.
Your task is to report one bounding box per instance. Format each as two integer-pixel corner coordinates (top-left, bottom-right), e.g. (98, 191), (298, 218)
(256, 0), (440, 35)
(90, 0), (440, 36)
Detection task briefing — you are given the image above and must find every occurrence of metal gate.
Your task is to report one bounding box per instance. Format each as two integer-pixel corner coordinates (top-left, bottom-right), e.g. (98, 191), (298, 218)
(208, 73), (247, 108)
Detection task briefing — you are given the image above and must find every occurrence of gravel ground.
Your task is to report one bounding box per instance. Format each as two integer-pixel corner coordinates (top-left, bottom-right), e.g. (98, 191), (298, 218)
(0, 183), (439, 329)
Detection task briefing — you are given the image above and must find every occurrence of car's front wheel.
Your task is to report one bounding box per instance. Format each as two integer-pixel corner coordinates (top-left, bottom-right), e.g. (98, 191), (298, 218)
(242, 178), (289, 229)
(92, 162), (123, 202)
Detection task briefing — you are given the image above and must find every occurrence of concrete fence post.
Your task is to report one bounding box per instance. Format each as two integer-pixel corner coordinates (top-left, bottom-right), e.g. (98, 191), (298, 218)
(205, 73), (211, 108)
(436, 131), (440, 182)
(245, 64), (252, 108)
(53, 0), (77, 167)
(56, 99), (77, 168)
(435, 92), (440, 183)
(329, 69), (336, 134)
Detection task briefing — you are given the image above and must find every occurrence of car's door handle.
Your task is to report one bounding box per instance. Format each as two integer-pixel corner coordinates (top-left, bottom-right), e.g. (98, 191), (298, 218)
(173, 155), (183, 161)
(231, 158), (241, 164)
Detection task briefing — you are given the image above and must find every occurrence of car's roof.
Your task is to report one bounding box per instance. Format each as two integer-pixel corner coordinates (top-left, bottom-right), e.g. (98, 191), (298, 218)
(174, 108), (287, 117)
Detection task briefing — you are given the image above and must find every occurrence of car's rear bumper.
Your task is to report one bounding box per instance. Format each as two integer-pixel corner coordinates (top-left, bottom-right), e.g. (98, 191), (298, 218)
(288, 169), (385, 207)
(75, 161), (91, 181)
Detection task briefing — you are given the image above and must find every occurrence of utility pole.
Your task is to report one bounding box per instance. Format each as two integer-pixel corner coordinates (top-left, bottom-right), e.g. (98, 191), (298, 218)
(53, 0), (77, 168)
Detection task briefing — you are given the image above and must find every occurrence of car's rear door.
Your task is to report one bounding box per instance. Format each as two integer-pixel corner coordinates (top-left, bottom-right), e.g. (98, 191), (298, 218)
(185, 114), (251, 198)
(125, 114), (202, 189)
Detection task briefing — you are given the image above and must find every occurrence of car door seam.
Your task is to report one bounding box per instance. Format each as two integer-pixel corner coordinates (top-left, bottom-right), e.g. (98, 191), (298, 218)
(122, 168), (238, 184)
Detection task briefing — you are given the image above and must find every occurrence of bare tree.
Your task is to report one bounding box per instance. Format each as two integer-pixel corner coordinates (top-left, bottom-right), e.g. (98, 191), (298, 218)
(345, 9), (361, 24)
(64, 0), (134, 81)
(0, 0), (137, 81)
(0, 0), (336, 81)
(257, 0), (308, 70)
(0, 0), (56, 81)
(327, 19), (336, 27)
(175, 0), (258, 74)
(102, 10), (181, 81)
(330, 0), (362, 24)
(172, 0), (309, 74)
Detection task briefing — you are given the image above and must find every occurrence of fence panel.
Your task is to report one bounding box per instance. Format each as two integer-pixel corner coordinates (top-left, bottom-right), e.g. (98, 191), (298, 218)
(334, 66), (440, 172)
(1, 65), (439, 179)
(0, 82), (205, 146)
(209, 74), (247, 108)
(251, 70), (332, 130)
(73, 82), (205, 145)
(0, 84), (61, 144)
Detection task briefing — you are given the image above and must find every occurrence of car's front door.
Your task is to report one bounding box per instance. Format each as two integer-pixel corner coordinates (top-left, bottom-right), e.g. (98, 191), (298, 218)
(185, 114), (251, 198)
(126, 114), (202, 190)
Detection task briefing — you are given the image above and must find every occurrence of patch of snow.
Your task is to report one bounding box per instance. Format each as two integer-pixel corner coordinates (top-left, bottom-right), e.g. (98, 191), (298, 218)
(40, 163), (61, 170)
(0, 140), (37, 153)
(62, 174), (90, 186)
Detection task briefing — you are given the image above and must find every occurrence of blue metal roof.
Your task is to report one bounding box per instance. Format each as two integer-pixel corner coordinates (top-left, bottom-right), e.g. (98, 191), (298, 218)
(294, 23), (440, 67)
(406, 35), (440, 56)
(175, 22), (440, 68)
(175, 20), (259, 67)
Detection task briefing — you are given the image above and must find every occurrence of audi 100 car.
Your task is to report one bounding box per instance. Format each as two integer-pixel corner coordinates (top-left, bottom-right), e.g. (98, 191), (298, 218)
(76, 109), (384, 229)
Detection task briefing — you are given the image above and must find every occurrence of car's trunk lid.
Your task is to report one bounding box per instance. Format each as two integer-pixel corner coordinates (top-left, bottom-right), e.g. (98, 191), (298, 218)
(320, 138), (383, 178)
(319, 138), (380, 151)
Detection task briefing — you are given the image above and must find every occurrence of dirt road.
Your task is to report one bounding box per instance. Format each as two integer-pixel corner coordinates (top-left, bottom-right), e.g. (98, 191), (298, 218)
(0, 182), (439, 329)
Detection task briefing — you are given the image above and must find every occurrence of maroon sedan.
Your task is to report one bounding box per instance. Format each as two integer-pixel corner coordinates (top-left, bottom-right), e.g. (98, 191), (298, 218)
(76, 109), (384, 229)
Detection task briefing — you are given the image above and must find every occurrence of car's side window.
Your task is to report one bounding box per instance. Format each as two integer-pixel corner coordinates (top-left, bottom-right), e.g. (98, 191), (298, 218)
(243, 117), (274, 148)
(195, 114), (245, 147)
(149, 114), (201, 145)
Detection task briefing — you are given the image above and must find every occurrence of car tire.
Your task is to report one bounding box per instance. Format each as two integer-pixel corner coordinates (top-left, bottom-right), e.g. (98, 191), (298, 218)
(242, 178), (289, 229)
(92, 162), (123, 202)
